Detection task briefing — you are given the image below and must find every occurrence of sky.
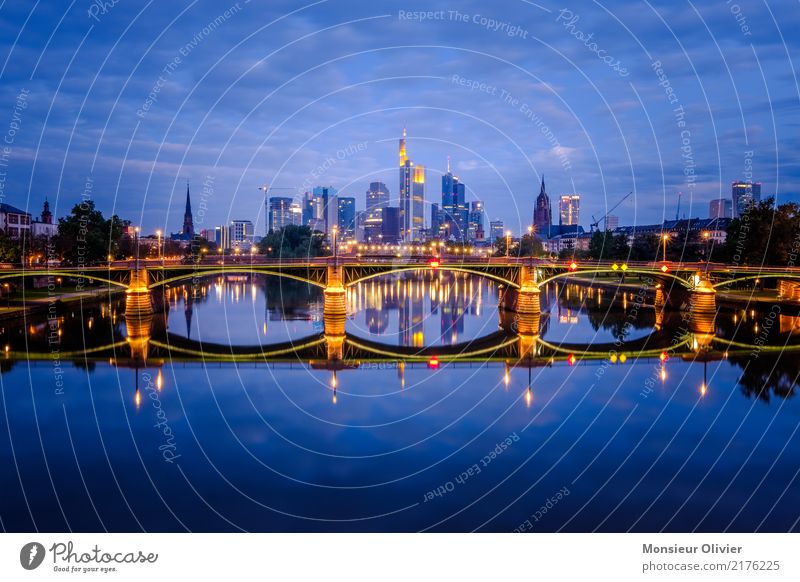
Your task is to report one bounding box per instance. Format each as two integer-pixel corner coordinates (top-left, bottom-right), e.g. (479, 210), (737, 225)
(0, 0), (798, 237)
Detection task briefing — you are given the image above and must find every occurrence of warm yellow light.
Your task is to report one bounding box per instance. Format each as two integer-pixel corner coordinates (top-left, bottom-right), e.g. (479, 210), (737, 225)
(135, 390), (141, 407)
(156, 370), (163, 391)
(525, 388), (532, 408)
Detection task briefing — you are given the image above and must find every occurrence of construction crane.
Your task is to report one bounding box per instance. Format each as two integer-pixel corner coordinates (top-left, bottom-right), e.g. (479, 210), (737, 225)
(590, 192), (631, 232)
(675, 191), (682, 221)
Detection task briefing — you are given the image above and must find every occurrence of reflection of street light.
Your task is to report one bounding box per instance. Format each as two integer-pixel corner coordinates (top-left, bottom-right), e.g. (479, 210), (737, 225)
(505, 230), (512, 258)
(662, 233), (669, 262)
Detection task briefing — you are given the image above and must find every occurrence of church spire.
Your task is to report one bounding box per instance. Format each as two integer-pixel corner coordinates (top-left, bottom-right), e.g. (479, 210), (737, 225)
(540, 175), (546, 195)
(183, 181), (194, 238)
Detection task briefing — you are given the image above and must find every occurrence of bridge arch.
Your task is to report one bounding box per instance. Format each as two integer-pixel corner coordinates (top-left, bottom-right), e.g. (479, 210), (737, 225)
(0, 270), (129, 289)
(711, 273), (800, 289)
(148, 267), (327, 290)
(536, 268), (693, 290)
(345, 265), (520, 289)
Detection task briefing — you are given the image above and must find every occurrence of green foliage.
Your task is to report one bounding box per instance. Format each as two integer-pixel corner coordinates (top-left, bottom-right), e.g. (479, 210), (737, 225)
(722, 199), (800, 265)
(54, 201), (129, 265)
(0, 230), (21, 263)
(587, 231), (630, 261)
(629, 234), (661, 261)
(258, 225), (327, 258)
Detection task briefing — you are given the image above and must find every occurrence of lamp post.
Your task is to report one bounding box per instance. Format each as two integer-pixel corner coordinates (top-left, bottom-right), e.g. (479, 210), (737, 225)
(505, 230), (512, 258)
(702, 230), (710, 262)
(662, 233), (669, 262)
(527, 225), (535, 266)
(155, 230), (162, 260)
(332, 226), (338, 266)
(134, 226), (141, 271)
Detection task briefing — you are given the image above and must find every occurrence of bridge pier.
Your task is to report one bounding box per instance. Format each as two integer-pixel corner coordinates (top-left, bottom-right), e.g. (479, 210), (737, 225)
(324, 265), (347, 337)
(687, 275), (717, 335)
(516, 266), (541, 336)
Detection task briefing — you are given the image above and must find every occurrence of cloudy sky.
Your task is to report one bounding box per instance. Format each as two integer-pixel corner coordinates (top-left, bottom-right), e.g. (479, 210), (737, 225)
(0, 0), (798, 236)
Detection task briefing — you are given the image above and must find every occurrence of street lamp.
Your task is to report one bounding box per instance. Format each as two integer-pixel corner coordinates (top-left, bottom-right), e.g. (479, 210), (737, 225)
(134, 226), (141, 271)
(505, 230), (512, 258)
(662, 233), (669, 262)
(332, 226), (338, 264)
(702, 230), (710, 261)
(527, 225), (535, 265)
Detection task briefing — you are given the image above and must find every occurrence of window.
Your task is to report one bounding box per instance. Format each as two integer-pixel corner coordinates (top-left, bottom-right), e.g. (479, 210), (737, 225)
(8, 214), (19, 224)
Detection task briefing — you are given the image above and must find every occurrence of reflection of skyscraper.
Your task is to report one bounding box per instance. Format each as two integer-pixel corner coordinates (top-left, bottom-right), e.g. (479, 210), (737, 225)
(559, 194), (580, 226)
(399, 127), (424, 242)
(533, 176), (551, 236)
(731, 181), (761, 218)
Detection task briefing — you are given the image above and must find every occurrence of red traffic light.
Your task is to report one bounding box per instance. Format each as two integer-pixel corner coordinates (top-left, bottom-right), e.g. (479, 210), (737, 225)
(569, 261), (578, 271)
(660, 264), (669, 272)
(659, 351), (669, 362)
(428, 356), (440, 369)
(428, 258), (440, 269)
(567, 354), (576, 366)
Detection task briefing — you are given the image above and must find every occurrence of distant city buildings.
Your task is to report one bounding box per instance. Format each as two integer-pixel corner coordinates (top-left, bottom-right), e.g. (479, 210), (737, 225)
(337, 196), (356, 240)
(440, 157), (468, 241)
(469, 201), (485, 241)
(731, 181), (761, 218)
(267, 197), (295, 232)
(603, 214), (619, 231)
(381, 206), (401, 244)
(559, 194), (580, 226)
(489, 219), (504, 242)
(364, 181), (390, 243)
(709, 198), (733, 219)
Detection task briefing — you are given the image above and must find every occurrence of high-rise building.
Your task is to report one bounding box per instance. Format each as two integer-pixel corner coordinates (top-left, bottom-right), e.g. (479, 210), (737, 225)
(355, 210), (367, 242)
(301, 191), (314, 226)
(267, 197), (294, 232)
(311, 186), (337, 234)
(559, 194), (580, 226)
(731, 181), (761, 218)
(533, 176), (552, 237)
(337, 196), (356, 240)
(230, 220), (254, 245)
(490, 219), (504, 242)
(604, 214), (619, 231)
(430, 203), (441, 237)
(709, 198), (733, 219)
(365, 182), (390, 242)
(468, 201), (484, 242)
(289, 202), (302, 226)
(399, 127), (424, 242)
(381, 207), (401, 244)
(214, 225), (230, 250)
(441, 158), (469, 241)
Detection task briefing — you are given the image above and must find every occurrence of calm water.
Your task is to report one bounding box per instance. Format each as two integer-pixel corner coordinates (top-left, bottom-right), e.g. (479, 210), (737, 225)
(1, 272), (799, 532)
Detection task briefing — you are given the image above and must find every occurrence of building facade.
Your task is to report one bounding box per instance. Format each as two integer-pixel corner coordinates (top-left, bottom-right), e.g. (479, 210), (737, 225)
(533, 176), (552, 237)
(337, 196), (356, 241)
(709, 198), (733, 219)
(267, 197), (294, 232)
(399, 128), (424, 242)
(731, 181), (761, 218)
(559, 194), (580, 226)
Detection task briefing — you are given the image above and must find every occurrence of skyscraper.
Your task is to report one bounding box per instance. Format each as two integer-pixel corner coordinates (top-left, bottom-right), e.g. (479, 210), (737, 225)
(311, 186), (337, 234)
(603, 214), (619, 231)
(559, 194), (580, 226)
(709, 198), (733, 219)
(268, 197), (294, 232)
(731, 181), (761, 218)
(490, 219), (504, 242)
(441, 157), (468, 241)
(399, 127), (424, 242)
(337, 196), (356, 240)
(365, 181), (390, 242)
(469, 201), (484, 242)
(533, 176), (551, 237)
(382, 207), (401, 244)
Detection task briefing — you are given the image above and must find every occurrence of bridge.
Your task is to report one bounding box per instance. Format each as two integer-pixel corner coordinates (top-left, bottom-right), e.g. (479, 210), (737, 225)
(4, 257), (800, 338)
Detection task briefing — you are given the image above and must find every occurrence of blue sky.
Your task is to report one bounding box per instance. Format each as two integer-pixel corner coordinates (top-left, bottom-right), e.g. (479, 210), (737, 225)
(0, 0), (798, 236)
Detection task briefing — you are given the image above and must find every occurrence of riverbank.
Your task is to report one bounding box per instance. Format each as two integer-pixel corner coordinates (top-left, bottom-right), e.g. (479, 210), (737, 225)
(0, 287), (122, 322)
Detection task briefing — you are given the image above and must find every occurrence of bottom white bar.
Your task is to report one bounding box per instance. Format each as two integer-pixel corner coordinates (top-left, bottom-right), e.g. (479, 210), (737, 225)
(0, 533), (795, 580)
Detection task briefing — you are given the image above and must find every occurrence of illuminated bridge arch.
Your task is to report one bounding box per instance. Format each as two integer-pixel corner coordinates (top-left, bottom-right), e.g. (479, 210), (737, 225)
(536, 268), (693, 290)
(0, 270), (129, 289)
(711, 273), (800, 289)
(148, 267), (328, 290)
(344, 265), (521, 289)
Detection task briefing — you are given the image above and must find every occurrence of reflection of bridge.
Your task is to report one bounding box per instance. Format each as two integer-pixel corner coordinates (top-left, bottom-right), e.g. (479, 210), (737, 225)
(5, 258), (800, 339)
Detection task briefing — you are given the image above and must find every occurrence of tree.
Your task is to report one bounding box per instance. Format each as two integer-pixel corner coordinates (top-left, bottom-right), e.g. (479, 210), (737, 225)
(183, 235), (217, 264)
(0, 230), (21, 263)
(722, 199), (800, 265)
(588, 231), (630, 261)
(258, 225), (326, 259)
(629, 234), (661, 261)
(54, 201), (129, 265)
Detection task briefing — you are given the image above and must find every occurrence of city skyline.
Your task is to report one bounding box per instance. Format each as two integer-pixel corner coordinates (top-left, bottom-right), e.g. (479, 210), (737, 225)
(0, 1), (796, 237)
